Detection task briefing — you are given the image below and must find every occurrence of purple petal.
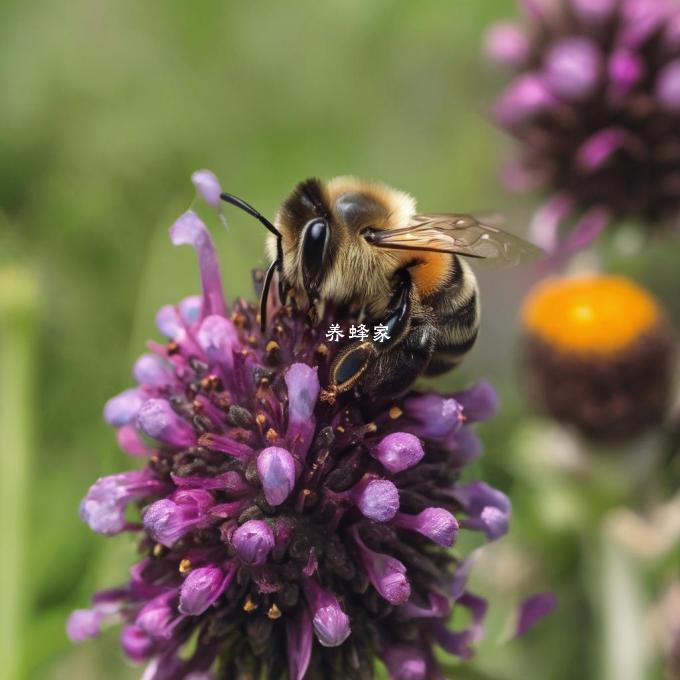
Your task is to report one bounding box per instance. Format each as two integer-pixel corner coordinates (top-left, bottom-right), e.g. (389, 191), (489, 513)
(551, 205), (612, 264)
(399, 591), (451, 619)
(543, 37), (602, 100)
(285, 363), (320, 459)
(483, 22), (529, 69)
(381, 644), (428, 680)
(501, 158), (545, 193)
(191, 170), (222, 210)
(664, 12), (680, 50)
(137, 399), (195, 448)
(257, 447), (296, 506)
(403, 393), (464, 440)
(372, 432), (424, 474)
(66, 608), (103, 642)
(103, 388), (146, 427)
(529, 193), (574, 252)
(198, 433), (253, 460)
(494, 74), (555, 127)
(576, 128), (628, 172)
(133, 354), (174, 388)
(170, 211), (226, 319)
(170, 470), (246, 494)
(445, 426), (483, 467)
(196, 315), (238, 369)
(178, 564), (236, 615)
(80, 471), (162, 535)
(619, 0), (670, 48)
(608, 50), (644, 98)
(116, 425), (153, 457)
(179, 295), (202, 325)
(136, 593), (180, 639)
(515, 592), (557, 636)
(287, 607), (313, 680)
(571, 0), (616, 23)
(155, 305), (185, 341)
(353, 529), (410, 605)
(393, 508), (459, 547)
(143, 490), (213, 547)
(352, 478), (399, 523)
(520, 0), (548, 19)
(656, 59), (680, 112)
(232, 519), (275, 565)
(121, 625), (154, 662)
(302, 578), (351, 647)
(454, 482), (511, 541)
(453, 381), (498, 422)
(430, 592), (487, 659)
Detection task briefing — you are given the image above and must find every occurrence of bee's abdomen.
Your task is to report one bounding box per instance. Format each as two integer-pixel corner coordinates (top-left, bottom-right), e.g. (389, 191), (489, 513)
(423, 257), (480, 376)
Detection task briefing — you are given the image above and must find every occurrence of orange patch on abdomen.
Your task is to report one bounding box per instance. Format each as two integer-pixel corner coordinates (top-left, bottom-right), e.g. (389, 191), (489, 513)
(407, 252), (450, 297)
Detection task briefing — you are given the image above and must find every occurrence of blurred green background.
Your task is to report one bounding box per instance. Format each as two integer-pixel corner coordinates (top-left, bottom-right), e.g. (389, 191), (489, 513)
(1, 1), (677, 679)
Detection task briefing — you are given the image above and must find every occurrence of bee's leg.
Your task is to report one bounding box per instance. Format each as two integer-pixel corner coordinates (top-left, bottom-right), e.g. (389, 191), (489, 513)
(362, 320), (435, 396)
(329, 270), (413, 393)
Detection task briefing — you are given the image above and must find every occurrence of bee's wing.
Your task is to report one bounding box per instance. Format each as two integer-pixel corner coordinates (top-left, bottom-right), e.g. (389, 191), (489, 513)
(367, 213), (543, 266)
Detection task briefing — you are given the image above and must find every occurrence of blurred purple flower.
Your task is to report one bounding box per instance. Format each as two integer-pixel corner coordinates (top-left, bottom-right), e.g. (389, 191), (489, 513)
(68, 172), (511, 679)
(486, 0), (680, 256)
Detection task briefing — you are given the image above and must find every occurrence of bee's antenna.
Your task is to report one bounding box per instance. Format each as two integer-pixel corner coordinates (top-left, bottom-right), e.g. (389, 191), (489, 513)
(220, 191), (283, 332)
(220, 192), (281, 238)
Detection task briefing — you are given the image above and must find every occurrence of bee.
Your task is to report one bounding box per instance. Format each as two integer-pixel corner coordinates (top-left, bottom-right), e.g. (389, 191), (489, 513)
(220, 177), (541, 397)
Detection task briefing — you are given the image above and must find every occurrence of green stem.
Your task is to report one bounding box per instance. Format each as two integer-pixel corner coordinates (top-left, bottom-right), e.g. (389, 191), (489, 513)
(598, 529), (650, 680)
(0, 266), (38, 680)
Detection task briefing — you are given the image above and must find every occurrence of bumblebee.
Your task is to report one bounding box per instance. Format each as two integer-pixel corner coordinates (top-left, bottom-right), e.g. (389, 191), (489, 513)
(221, 177), (540, 396)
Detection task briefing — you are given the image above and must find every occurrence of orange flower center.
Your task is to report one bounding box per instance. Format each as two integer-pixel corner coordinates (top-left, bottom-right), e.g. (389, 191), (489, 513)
(522, 275), (661, 354)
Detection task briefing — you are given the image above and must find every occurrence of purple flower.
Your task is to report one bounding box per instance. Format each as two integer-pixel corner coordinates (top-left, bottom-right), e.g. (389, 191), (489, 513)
(178, 565), (236, 615)
(66, 609), (104, 642)
(69, 171), (510, 679)
(302, 578), (351, 647)
(80, 471), (165, 536)
(351, 477), (400, 522)
(487, 0), (680, 256)
(515, 592), (558, 637)
(372, 432), (424, 473)
(393, 507), (459, 547)
(191, 169), (223, 210)
(231, 519), (275, 565)
(257, 446), (296, 506)
(143, 489), (214, 547)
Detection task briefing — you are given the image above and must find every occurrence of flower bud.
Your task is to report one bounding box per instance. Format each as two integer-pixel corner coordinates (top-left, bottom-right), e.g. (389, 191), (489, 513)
(372, 432), (424, 474)
(351, 478), (399, 523)
(393, 507), (459, 547)
(137, 399), (195, 448)
(257, 447), (296, 506)
(232, 519), (275, 566)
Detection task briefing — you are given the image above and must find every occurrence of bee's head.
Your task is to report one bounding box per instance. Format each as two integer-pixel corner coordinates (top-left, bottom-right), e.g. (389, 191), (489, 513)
(274, 177), (415, 315)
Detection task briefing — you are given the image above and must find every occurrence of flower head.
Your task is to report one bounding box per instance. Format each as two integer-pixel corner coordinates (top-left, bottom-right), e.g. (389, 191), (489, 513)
(522, 274), (674, 439)
(487, 0), (680, 254)
(68, 173), (510, 679)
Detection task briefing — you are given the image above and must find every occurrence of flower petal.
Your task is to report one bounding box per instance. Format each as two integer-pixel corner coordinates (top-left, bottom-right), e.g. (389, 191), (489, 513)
(170, 211), (226, 318)
(232, 519), (275, 565)
(191, 170), (223, 210)
(137, 399), (195, 448)
(372, 432), (424, 474)
(285, 364), (320, 459)
(257, 447), (296, 506)
(179, 564), (236, 615)
(515, 592), (557, 636)
(286, 607), (313, 680)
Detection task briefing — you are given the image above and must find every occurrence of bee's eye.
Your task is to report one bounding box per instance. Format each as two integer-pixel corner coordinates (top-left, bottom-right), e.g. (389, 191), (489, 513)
(362, 228), (376, 242)
(301, 218), (328, 287)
